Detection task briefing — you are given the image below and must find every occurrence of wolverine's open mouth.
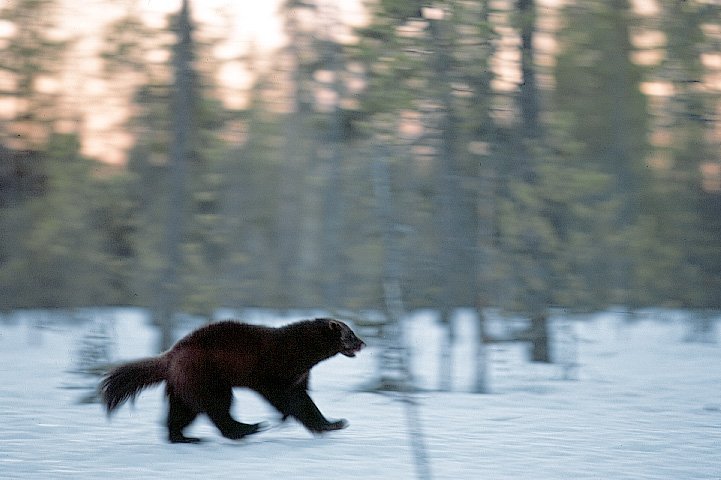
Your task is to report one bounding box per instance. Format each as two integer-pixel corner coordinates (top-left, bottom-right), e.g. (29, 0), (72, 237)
(341, 341), (366, 357)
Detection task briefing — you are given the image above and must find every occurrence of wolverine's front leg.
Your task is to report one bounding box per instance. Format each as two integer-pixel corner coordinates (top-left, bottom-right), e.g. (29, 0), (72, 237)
(281, 372), (310, 422)
(261, 386), (347, 433)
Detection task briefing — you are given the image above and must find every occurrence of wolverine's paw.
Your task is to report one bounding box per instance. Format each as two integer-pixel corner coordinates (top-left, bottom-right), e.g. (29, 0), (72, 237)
(223, 421), (269, 440)
(251, 421), (271, 434)
(320, 419), (348, 431)
(306, 419), (348, 437)
(310, 419), (349, 436)
(327, 419), (349, 430)
(169, 434), (203, 444)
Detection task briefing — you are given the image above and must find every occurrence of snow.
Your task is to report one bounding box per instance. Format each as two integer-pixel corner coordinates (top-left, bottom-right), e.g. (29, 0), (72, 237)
(1, 309), (720, 480)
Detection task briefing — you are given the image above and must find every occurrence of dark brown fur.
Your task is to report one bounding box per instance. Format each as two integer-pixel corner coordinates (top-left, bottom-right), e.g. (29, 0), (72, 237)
(100, 318), (365, 443)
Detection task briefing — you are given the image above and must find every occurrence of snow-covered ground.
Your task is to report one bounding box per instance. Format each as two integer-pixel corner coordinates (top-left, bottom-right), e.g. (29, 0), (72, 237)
(1, 309), (720, 480)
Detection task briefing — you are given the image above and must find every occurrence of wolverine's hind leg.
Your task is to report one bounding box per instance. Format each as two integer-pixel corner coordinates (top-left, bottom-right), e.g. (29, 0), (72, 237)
(204, 385), (265, 440)
(167, 390), (201, 443)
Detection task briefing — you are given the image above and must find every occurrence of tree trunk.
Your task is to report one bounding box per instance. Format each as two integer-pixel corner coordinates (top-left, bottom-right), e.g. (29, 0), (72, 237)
(529, 313), (551, 363)
(372, 147), (411, 391)
(428, 9), (463, 393)
(277, 1), (313, 308)
(474, 310), (490, 393)
(518, 0), (540, 138)
(156, 0), (193, 352)
(473, 0), (497, 394)
(320, 36), (346, 309)
(437, 309), (454, 392)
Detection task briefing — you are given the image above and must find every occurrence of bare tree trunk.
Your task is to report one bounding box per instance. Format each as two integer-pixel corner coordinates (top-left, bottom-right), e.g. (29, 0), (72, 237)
(156, 0), (193, 352)
(277, 0), (313, 308)
(371, 147), (411, 391)
(428, 9), (462, 392)
(517, 0), (552, 352)
(320, 145), (343, 309)
(474, 310), (490, 393)
(473, 0), (497, 394)
(518, 0), (540, 139)
(320, 21), (346, 309)
(276, 92), (303, 307)
(437, 309), (454, 392)
(608, 0), (639, 304)
(530, 313), (551, 362)
(373, 145), (433, 480)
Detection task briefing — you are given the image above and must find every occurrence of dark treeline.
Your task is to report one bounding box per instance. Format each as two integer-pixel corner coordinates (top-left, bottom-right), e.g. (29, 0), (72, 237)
(1, 0), (720, 325)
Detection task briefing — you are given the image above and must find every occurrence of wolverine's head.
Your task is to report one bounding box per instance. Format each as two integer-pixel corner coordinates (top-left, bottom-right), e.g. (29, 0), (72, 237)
(320, 318), (366, 358)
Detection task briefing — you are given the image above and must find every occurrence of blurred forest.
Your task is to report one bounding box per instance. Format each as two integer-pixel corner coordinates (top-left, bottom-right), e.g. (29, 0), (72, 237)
(1, 0), (720, 337)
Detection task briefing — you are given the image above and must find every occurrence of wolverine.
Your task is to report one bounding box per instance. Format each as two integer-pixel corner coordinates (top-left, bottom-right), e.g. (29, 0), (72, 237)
(100, 318), (365, 443)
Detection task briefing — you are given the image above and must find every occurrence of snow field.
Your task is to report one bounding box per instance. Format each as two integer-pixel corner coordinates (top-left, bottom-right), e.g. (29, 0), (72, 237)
(0, 309), (719, 479)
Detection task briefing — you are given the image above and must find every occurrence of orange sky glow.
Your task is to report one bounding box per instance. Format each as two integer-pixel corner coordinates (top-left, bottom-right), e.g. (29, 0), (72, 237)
(2, 0), (718, 167)
(51, 0), (365, 165)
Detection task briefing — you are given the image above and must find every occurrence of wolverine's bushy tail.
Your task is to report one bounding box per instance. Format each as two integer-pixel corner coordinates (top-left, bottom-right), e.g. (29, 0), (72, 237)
(100, 356), (168, 414)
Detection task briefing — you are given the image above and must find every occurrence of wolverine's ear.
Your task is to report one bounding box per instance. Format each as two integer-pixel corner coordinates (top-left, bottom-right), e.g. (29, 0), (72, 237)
(328, 319), (343, 331)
